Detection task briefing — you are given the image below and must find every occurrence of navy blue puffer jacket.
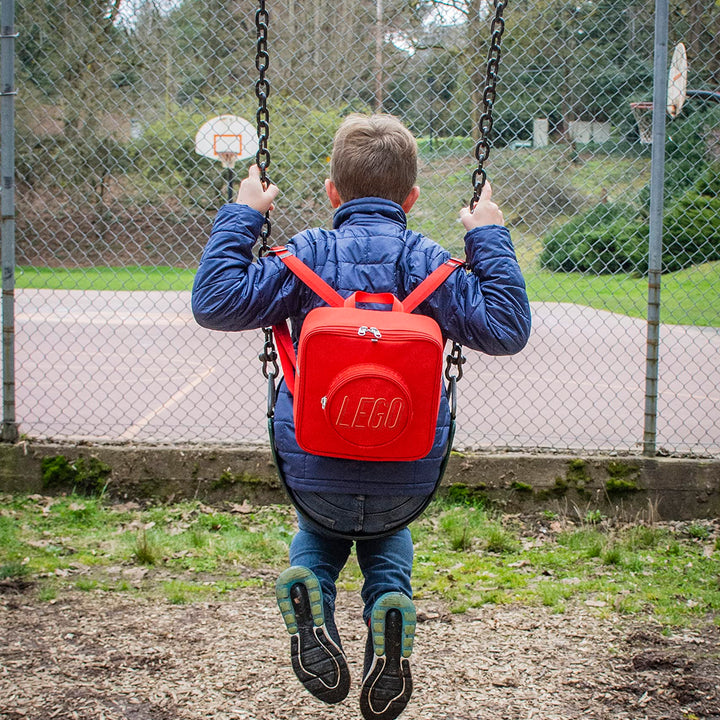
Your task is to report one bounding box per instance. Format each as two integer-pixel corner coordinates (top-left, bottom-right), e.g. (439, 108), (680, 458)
(192, 197), (531, 496)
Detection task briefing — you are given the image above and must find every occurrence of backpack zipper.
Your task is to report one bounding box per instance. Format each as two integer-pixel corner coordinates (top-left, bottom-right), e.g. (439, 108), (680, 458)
(358, 325), (382, 340)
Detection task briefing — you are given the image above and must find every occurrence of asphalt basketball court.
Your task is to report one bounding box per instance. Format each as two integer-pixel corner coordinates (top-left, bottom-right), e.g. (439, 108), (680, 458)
(15, 289), (720, 455)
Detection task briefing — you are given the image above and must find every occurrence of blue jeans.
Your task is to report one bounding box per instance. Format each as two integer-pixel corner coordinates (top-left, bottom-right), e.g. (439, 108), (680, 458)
(289, 491), (425, 623)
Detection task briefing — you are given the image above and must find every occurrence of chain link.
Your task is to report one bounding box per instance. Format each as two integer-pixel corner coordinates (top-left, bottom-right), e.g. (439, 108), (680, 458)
(458, 1), (507, 392)
(445, 341), (466, 385)
(259, 326), (278, 386)
(254, 0), (279, 388)
(255, 0), (272, 253)
(470, 0), (507, 211)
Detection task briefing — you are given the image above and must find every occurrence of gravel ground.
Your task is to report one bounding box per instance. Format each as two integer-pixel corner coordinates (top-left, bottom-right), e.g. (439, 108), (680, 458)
(1, 582), (719, 720)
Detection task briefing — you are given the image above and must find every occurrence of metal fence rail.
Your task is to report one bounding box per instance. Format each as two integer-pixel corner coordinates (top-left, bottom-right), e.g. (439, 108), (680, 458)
(2, 0), (719, 457)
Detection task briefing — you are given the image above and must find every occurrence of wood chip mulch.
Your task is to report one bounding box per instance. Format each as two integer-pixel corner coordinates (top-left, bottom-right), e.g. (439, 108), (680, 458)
(1, 586), (718, 720)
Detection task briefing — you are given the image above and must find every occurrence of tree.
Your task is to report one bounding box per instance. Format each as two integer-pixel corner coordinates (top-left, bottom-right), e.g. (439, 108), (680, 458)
(17, 0), (142, 199)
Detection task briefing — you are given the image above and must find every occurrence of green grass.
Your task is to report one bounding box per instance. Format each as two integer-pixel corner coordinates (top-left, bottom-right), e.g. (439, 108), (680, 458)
(2, 492), (718, 628)
(417, 135), (475, 160)
(15, 259), (719, 327)
(16, 265), (195, 292)
(411, 502), (720, 625)
(525, 260), (720, 327)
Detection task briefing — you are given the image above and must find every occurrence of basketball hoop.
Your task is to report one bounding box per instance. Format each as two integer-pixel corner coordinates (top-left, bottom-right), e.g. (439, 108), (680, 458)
(630, 43), (688, 145)
(217, 151), (239, 169)
(630, 101), (654, 144)
(195, 116), (258, 201)
(667, 42), (687, 119)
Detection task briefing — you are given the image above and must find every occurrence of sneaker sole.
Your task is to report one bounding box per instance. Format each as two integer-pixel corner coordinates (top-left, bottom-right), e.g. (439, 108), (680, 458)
(275, 566), (350, 704)
(360, 593), (416, 720)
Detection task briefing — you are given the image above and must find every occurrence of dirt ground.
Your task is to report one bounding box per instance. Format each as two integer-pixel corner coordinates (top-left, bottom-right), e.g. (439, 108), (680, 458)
(1, 579), (719, 720)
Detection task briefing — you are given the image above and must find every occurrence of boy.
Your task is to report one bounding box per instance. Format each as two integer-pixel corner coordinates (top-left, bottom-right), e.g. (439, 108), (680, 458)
(192, 113), (531, 720)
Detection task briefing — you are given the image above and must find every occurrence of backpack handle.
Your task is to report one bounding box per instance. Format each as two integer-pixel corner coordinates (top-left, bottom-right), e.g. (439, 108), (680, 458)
(344, 291), (404, 311)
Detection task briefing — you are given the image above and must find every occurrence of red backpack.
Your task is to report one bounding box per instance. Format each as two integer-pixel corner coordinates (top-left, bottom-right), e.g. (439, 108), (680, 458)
(271, 246), (463, 462)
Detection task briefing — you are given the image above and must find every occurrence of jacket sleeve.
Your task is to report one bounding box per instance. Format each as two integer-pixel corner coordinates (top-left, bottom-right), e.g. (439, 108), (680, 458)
(191, 204), (297, 331)
(431, 225), (531, 355)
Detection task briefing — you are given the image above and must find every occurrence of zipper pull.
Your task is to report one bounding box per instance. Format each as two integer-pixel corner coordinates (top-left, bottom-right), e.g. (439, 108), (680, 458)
(358, 326), (382, 340)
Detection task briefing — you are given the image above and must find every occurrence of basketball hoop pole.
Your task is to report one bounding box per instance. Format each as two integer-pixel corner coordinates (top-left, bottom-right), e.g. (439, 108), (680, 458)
(643, 0), (669, 458)
(216, 152), (239, 203)
(226, 167), (234, 203)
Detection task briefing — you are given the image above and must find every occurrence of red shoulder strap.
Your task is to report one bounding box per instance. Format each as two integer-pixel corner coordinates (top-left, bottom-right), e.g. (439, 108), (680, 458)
(272, 321), (296, 395)
(271, 246), (343, 396)
(270, 246), (344, 307)
(402, 257), (464, 313)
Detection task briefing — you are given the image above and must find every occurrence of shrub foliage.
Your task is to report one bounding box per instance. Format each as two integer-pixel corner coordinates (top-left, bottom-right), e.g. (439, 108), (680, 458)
(541, 106), (720, 275)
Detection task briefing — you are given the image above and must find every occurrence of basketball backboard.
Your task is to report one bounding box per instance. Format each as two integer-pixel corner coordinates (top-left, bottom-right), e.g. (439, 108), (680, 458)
(667, 42), (687, 119)
(194, 115), (259, 168)
(630, 42), (689, 143)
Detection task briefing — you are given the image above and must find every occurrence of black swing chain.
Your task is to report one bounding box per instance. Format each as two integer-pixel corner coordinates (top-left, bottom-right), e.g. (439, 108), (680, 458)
(254, 0), (271, 213)
(444, 340), (465, 420)
(253, 0), (505, 416)
(254, 0), (279, 403)
(445, 0), (507, 406)
(470, 0), (507, 211)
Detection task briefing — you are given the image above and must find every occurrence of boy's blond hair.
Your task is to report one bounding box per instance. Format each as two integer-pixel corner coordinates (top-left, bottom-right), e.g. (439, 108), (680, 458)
(330, 113), (417, 205)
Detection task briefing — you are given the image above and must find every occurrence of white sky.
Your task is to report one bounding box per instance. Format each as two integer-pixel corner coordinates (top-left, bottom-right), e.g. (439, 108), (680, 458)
(389, 3), (467, 54)
(115, 0), (468, 47)
(114, 0), (180, 29)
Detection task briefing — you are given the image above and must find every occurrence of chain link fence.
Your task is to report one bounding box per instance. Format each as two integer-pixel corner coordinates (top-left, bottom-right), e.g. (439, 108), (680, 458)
(2, 0), (719, 456)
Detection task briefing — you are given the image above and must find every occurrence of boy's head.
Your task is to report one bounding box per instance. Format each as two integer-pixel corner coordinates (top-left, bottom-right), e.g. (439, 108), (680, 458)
(328, 113), (418, 207)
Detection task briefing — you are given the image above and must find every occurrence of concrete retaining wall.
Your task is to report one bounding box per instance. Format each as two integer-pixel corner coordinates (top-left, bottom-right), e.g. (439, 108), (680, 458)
(1, 442), (718, 520)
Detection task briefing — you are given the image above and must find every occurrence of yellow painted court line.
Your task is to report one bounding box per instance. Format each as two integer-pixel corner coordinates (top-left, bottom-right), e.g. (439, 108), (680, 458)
(118, 366), (215, 441)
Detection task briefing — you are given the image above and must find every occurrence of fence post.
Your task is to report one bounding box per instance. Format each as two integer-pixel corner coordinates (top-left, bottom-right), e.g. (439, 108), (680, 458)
(0, 0), (18, 443)
(643, 0), (669, 457)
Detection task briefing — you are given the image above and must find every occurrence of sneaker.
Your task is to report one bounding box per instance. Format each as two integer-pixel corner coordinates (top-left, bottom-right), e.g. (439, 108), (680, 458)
(360, 593), (416, 720)
(275, 566), (351, 704)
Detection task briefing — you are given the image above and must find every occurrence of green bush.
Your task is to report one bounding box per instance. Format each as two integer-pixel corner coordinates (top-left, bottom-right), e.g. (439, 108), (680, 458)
(663, 183), (720, 272)
(694, 162), (720, 196)
(540, 202), (646, 274)
(18, 131), (133, 193)
(638, 105), (720, 206)
(662, 112), (710, 199)
(132, 108), (209, 177)
(541, 144), (720, 275)
(492, 112), (535, 148)
(269, 100), (348, 206)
